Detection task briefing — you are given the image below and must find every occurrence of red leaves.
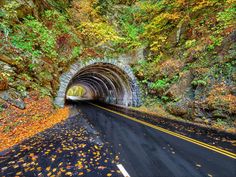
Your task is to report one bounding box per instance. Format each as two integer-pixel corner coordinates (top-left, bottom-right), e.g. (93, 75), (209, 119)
(56, 34), (71, 49)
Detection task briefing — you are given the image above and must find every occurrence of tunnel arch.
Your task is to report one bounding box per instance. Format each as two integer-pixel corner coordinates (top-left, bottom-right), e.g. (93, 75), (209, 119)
(54, 59), (141, 107)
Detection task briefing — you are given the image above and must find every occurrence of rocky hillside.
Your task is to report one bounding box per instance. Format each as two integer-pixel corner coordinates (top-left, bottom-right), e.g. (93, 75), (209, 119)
(0, 0), (235, 129)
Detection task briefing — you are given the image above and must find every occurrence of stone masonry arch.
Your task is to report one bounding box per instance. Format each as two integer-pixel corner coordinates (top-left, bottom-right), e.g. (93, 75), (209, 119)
(54, 58), (141, 107)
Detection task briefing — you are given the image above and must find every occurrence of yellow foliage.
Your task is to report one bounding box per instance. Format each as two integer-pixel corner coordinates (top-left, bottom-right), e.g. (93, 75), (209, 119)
(67, 86), (86, 97)
(162, 13), (180, 20)
(137, 1), (166, 20)
(144, 12), (180, 35)
(192, 0), (217, 12)
(79, 22), (122, 46)
(176, 0), (186, 5)
(150, 36), (167, 52)
(226, 0), (236, 3)
(143, 12), (180, 52)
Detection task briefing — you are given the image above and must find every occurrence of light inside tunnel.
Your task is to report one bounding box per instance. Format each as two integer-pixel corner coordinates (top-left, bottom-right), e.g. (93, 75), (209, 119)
(64, 62), (140, 106)
(66, 85), (87, 98)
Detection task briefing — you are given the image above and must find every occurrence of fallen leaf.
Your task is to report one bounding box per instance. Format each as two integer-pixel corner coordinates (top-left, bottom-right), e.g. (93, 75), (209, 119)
(78, 172), (84, 176)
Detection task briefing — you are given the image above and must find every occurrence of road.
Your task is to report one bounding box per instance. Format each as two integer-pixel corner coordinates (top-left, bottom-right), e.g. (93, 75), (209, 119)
(79, 102), (236, 177)
(0, 102), (235, 177)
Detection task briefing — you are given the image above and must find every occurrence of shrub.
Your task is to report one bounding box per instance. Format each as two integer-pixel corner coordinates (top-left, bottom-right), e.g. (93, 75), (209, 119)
(150, 79), (169, 90)
(143, 12), (180, 52)
(217, 6), (236, 27)
(78, 22), (122, 47)
(191, 79), (207, 86)
(207, 35), (223, 51)
(11, 16), (57, 59)
(185, 39), (197, 49)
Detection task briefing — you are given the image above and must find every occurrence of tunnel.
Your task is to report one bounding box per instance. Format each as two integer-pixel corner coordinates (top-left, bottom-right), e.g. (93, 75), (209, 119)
(54, 59), (141, 107)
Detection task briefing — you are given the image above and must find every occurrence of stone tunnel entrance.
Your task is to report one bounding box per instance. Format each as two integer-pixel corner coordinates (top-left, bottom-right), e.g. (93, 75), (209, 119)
(54, 59), (141, 107)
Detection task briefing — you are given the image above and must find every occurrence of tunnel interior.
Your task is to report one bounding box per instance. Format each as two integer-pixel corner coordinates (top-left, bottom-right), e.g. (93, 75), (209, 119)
(61, 62), (141, 107)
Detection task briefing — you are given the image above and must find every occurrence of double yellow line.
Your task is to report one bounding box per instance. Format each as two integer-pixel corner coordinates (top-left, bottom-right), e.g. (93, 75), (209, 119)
(90, 103), (236, 159)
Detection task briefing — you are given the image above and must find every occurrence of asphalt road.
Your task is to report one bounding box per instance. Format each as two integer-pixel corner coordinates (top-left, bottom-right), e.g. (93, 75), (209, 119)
(79, 102), (236, 177)
(0, 102), (235, 177)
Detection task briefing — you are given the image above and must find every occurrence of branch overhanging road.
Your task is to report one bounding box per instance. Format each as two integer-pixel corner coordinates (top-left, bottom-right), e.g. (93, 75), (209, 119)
(0, 101), (236, 177)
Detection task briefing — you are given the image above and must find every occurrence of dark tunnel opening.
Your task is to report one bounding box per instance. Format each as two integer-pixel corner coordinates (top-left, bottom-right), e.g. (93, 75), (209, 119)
(55, 60), (141, 107)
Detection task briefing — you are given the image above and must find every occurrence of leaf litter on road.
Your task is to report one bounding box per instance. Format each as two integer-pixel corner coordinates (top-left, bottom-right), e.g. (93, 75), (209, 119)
(0, 109), (122, 177)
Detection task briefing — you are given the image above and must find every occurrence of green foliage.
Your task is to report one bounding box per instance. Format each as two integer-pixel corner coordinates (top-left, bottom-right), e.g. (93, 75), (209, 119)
(11, 16), (57, 58)
(149, 74), (179, 91)
(28, 63), (38, 71)
(72, 46), (81, 58)
(39, 87), (51, 97)
(1, 0), (20, 24)
(16, 85), (27, 97)
(213, 62), (235, 79)
(216, 118), (228, 126)
(16, 85), (26, 92)
(116, 6), (144, 49)
(43, 10), (70, 33)
(217, 5), (236, 27)
(0, 104), (3, 113)
(185, 39), (197, 49)
(150, 78), (169, 90)
(207, 35), (223, 51)
(191, 79), (207, 87)
(161, 95), (170, 102)
(120, 22), (143, 48)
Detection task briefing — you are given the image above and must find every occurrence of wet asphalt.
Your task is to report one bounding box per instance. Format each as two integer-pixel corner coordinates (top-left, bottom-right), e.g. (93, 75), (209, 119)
(0, 102), (236, 177)
(79, 102), (236, 177)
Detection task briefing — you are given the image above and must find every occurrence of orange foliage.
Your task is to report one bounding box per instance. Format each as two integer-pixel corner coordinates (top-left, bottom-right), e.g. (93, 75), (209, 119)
(206, 84), (236, 113)
(0, 92), (69, 151)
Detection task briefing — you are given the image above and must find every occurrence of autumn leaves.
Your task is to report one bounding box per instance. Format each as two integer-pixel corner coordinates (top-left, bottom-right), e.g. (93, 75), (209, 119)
(0, 109), (122, 176)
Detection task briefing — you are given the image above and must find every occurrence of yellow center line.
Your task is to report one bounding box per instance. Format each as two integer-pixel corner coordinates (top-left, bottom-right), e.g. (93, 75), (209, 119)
(90, 103), (236, 159)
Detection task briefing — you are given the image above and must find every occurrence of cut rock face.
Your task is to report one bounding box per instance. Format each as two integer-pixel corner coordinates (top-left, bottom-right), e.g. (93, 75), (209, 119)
(165, 71), (193, 99)
(0, 89), (25, 109)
